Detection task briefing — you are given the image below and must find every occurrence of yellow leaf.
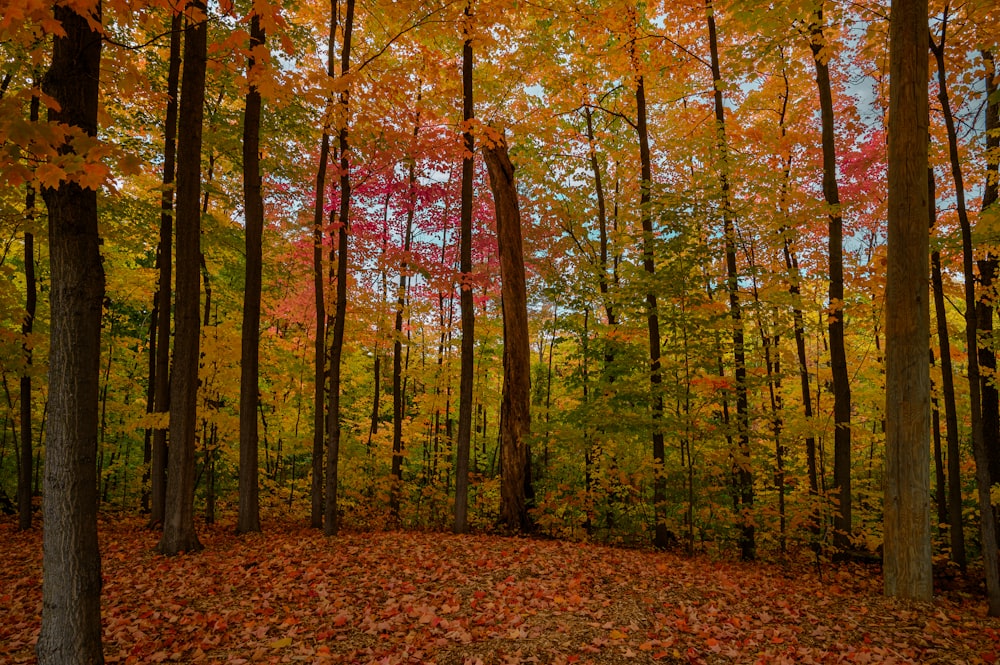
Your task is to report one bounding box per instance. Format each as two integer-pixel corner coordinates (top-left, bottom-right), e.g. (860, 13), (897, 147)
(268, 636), (292, 649)
(609, 629), (627, 639)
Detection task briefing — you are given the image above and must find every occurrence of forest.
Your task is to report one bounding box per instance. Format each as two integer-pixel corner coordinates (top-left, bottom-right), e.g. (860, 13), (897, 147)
(1, 0), (999, 661)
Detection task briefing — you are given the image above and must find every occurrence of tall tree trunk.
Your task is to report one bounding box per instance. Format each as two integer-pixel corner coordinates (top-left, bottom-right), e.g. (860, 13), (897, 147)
(453, 0), (475, 534)
(883, 0), (931, 602)
(325, 0), (355, 537)
(157, 0), (208, 555)
(310, 0), (337, 531)
(484, 138), (533, 533)
(238, 13), (266, 535)
(929, 170), (967, 568)
(929, 349), (949, 533)
(810, 9), (852, 555)
(18, 83), (39, 531)
(931, 11), (1000, 614)
(36, 2), (105, 661)
(150, 9), (182, 529)
(706, 0), (753, 560)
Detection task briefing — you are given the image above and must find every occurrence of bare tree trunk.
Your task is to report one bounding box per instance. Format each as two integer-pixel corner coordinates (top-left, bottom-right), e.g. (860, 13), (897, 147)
(883, 0), (931, 602)
(325, 0), (355, 537)
(453, 0), (475, 534)
(158, 0), (208, 555)
(36, 3), (105, 661)
(484, 138), (533, 533)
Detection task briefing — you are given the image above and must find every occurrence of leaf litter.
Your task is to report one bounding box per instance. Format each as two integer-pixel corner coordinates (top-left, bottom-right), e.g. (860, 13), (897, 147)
(1, 516), (997, 664)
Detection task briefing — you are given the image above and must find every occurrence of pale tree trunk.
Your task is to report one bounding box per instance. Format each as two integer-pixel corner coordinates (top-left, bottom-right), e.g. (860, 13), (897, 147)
(18, 82), (38, 531)
(325, 0), (355, 537)
(453, 0), (475, 534)
(238, 13), (266, 534)
(883, 0), (931, 602)
(810, 8), (852, 555)
(158, 0), (209, 555)
(150, 9), (181, 529)
(484, 137), (533, 533)
(931, 10), (1000, 614)
(36, 2), (105, 662)
(706, 0), (753, 560)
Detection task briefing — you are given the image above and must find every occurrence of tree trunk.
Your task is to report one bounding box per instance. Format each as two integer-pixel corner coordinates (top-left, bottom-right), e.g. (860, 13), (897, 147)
(929, 170), (966, 568)
(810, 10), (852, 556)
(150, 9), (182, 530)
(883, 0), (931, 602)
(453, 0), (475, 534)
(706, 0), (753, 560)
(931, 13), (1000, 614)
(484, 137), (532, 533)
(18, 83), (39, 531)
(157, 1), (208, 555)
(325, 0), (354, 537)
(237, 13), (266, 535)
(36, 3), (105, 661)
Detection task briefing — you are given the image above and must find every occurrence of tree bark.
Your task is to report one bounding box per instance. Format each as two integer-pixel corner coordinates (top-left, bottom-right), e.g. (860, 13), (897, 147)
(150, 9), (182, 529)
(325, 0), (355, 537)
(36, 2), (105, 661)
(810, 10), (852, 556)
(158, 0), (208, 555)
(484, 137), (532, 533)
(883, 0), (931, 602)
(453, 0), (475, 534)
(238, 13), (266, 535)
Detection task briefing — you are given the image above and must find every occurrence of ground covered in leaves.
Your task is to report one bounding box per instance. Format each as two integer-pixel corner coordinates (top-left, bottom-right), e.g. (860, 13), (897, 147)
(1, 516), (997, 664)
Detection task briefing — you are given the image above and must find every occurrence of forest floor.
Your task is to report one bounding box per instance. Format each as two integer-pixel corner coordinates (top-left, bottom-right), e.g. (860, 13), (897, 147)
(1, 516), (997, 665)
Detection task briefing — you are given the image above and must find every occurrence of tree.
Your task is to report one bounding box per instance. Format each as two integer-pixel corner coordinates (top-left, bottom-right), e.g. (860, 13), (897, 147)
(484, 135), (532, 533)
(36, 0), (106, 661)
(238, 8), (267, 535)
(158, 0), (209, 555)
(883, 0), (931, 603)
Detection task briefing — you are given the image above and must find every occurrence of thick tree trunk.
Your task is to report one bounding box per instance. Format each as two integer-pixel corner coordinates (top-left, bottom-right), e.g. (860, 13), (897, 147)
(18, 84), (39, 531)
(883, 0), (931, 602)
(325, 0), (354, 537)
(158, 1), (208, 555)
(706, 0), (753, 560)
(810, 12), (852, 556)
(150, 9), (182, 529)
(484, 138), (533, 533)
(237, 13), (266, 535)
(929, 171), (967, 568)
(453, 0), (475, 534)
(931, 15), (1000, 614)
(36, 3), (105, 662)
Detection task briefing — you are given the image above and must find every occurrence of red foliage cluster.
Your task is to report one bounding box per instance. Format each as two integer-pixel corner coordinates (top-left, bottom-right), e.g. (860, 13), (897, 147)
(1, 517), (995, 664)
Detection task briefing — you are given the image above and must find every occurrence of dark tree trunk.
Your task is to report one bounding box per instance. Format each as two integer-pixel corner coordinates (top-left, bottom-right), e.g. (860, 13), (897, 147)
(706, 0), (753, 560)
(883, 0), (931, 602)
(484, 138), (533, 534)
(325, 0), (354, 537)
(453, 0), (475, 534)
(929, 171), (967, 568)
(929, 349), (949, 532)
(237, 13), (266, 535)
(810, 12), (852, 556)
(18, 84), (39, 531)
(36, 3), (105, 662)
(157, 1), (208, 555)
(931, 14), (1000, 614)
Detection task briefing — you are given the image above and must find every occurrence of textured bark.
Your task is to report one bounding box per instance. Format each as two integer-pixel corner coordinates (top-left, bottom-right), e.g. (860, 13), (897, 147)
(883, 0), (931, 602)
(453, 0), (475, 534)
(237, 13), (266, 535)
(158, 0), (208, 555)
(325, 0), (354, 537)
(707, 0), (753, 560)
(810, 11), (852, 555)
(36, 2), (105, 662)
(929, 171), (966, 568)
(484, 138), (532, 533)
(931, 15), (1000, 614)
(150, 9), (181, 529)
(18, 84), (38, 532)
